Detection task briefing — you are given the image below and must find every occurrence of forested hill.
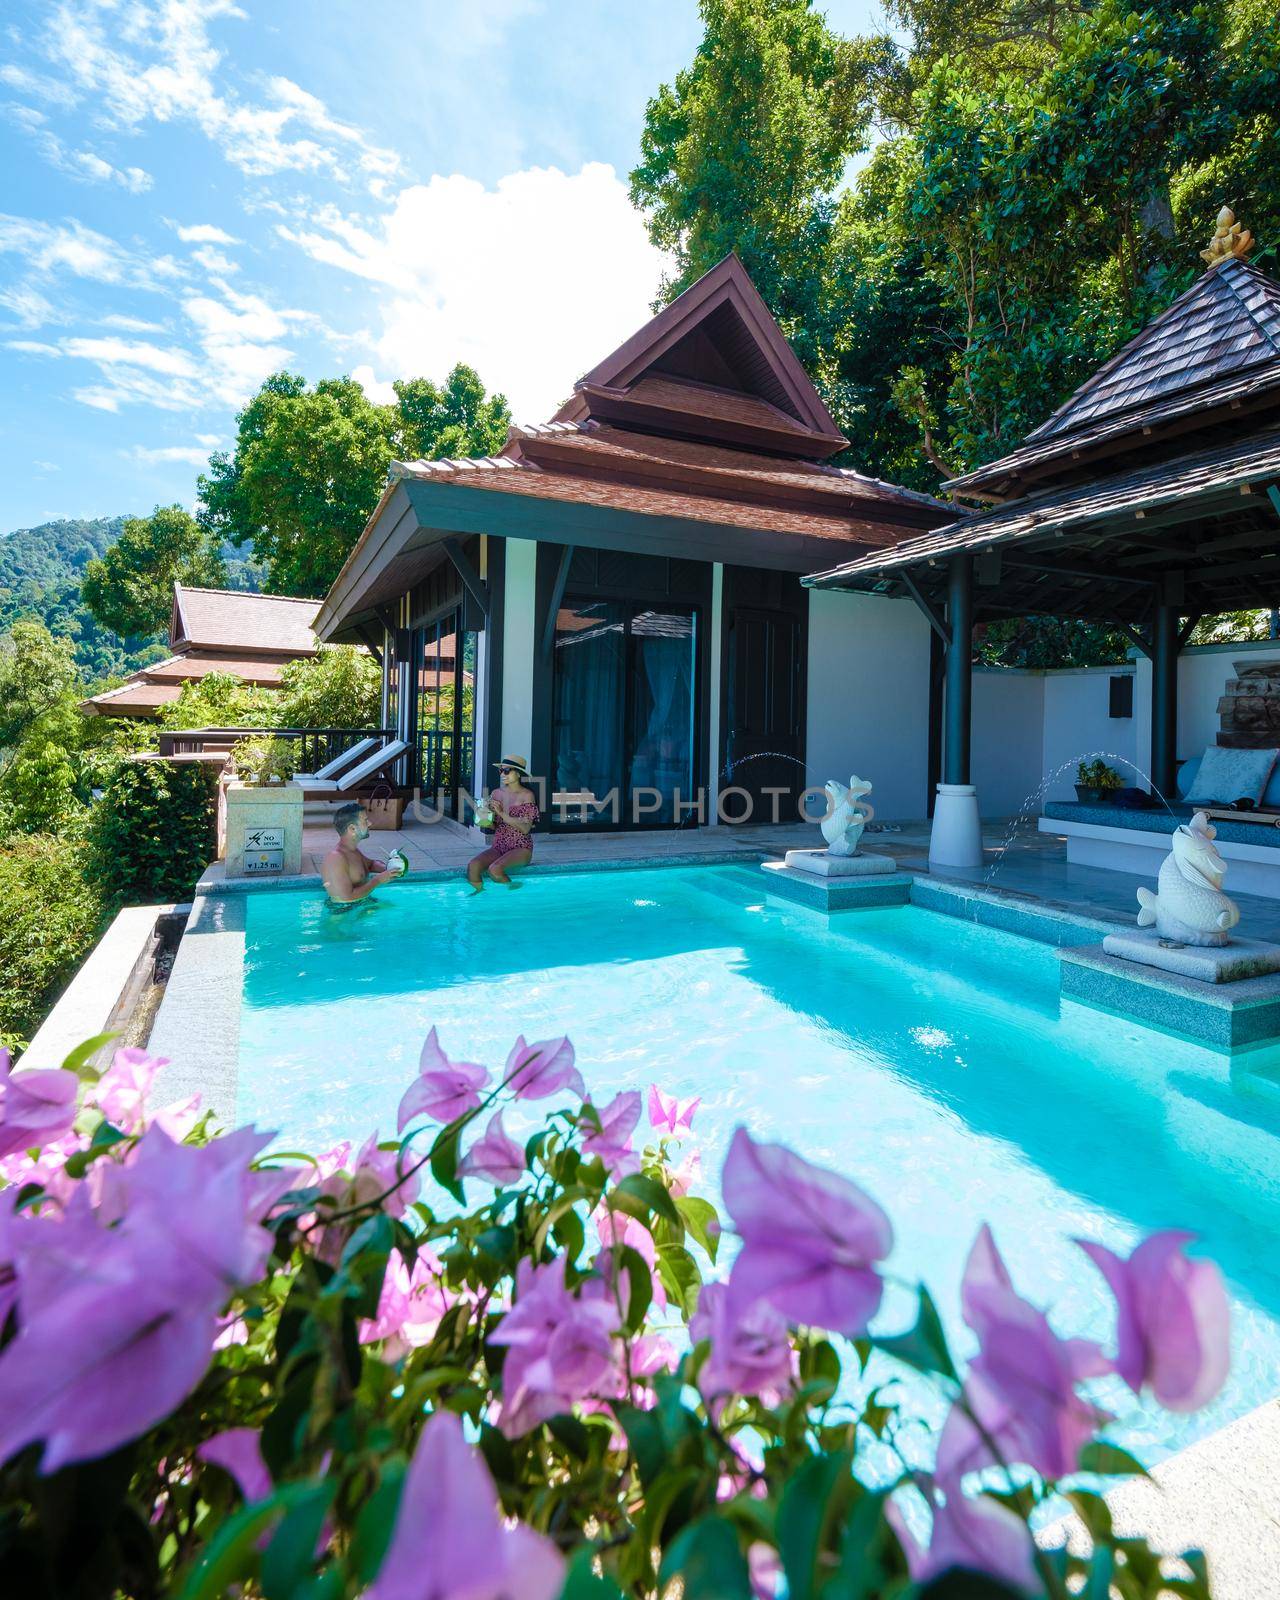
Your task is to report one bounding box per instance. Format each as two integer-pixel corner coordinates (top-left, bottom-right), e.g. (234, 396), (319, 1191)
(0, 515), (259, 683)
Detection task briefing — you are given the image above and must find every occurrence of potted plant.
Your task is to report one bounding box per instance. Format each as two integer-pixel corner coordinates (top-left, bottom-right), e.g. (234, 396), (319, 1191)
(230, 734), (296, 786)
(1076, 757), (1123, 803)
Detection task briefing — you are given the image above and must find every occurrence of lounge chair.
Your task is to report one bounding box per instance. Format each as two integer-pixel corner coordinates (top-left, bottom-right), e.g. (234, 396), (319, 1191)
(293, 735), (382, 783)
(298, 738), (411, 798)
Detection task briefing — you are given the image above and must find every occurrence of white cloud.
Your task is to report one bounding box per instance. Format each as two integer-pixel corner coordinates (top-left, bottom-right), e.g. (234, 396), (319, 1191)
(0, 214), (173, 290)
(0, 64), (77, 108)
(36, 0), (402, 194)
(2, 102), (154, 191)
(61, 336), (200, 377)
(191, 245), (238, 275)
(280, 163), (670, 423)
(0, 282), (56, 328)
(352, 364), (397, 405)
(126, 443), (217, 466)
(101, 312), (168, 333)
(6, 339), (62, 356)
(174, 222), (240, 245)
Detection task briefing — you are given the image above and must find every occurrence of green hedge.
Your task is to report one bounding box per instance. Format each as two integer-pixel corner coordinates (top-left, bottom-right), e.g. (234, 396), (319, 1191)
(86, 758), (220, 907)
(0, 834), (105, 1050)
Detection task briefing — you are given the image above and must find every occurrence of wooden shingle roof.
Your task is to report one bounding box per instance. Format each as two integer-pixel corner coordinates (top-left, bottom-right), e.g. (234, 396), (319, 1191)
(948, 257), (1280, 498)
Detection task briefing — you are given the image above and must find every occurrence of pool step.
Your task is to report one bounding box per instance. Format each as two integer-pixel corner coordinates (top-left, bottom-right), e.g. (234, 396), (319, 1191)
(757, 859), (912, 912)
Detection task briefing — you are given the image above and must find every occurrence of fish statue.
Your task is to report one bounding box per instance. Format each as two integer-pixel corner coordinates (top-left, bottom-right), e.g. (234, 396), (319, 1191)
(821, 776), (875, 857)
(1136, 810), (1240, 947)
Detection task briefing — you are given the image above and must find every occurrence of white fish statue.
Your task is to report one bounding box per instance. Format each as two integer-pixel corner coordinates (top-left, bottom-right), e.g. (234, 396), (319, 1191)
(1136, 810), (1240, 947)
(821, 776), (875, 857)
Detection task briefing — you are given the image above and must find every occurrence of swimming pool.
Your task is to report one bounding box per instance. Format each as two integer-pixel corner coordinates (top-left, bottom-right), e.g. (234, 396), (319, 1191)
(237, 863), (1280, 1463)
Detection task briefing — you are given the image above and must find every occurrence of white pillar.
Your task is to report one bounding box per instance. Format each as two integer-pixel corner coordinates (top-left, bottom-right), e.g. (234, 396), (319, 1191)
(706, 562), (724, 826)
(500, 538), (537, 761)
(929, 784), (983, 870)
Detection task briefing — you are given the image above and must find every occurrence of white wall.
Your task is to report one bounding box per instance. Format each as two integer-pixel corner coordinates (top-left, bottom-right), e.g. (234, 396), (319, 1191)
(1130, 637), (1280, 785)
(806, 589), (932, 821)
(500, 538), (537, 761)
(1041, 667), (1137, 799)
(971, 671), (1044, 815)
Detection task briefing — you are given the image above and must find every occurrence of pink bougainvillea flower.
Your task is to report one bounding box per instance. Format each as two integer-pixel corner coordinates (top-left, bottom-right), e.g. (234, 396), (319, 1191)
(887, 1476), (1037, 1595)
(360, 1247), (453, 1358)
(151, 1092), (203, 1142)
(581, 1090), (642, 1176)
(594, 1207), (667, 1311)
(668, 1146), (703, 1198)
(1077, 1230), (1230, 1412)
(0, 1129), (85, 1208)
(198, 1427), (272, 1504)
(489, 1259), (621, 1437)
(369, 1409), (563, 1600)
(457, 1111), (526, 1187)
(949, 1228), (1110, 1481)
(690, 1280), (794, 1417)
(748, 1543), (783, 1600)
(92, 1047), (167, 1133)
(0, 1049), (78, 1161)
(99, 1126), (290, 1295)
(721, 1128), (892, 1337)
(396, 1029), (489, 1131)
(504, 1035), (584, 1101)
(0, 1226), (222, 1472)
(648, 1084), (700, 1136)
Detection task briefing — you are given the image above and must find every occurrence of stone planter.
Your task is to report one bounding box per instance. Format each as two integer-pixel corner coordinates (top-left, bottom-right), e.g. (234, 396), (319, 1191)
(222, 780), (304, 878)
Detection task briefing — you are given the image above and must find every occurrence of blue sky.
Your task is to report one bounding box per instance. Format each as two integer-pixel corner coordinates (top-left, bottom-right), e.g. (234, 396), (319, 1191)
(0, 0), (884, 534)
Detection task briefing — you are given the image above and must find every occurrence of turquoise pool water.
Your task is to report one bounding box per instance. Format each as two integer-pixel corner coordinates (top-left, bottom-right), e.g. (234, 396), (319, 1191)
(238, 864), (1280, 1463)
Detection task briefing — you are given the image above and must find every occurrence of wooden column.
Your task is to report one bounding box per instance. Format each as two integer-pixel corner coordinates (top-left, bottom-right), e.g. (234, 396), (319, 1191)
(944, 553), (974, 786)
(1151, 601), (1179, 802)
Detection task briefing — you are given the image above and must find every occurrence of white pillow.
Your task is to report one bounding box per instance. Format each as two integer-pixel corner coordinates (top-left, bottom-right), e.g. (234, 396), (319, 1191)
(1183, 744), (1279, 806)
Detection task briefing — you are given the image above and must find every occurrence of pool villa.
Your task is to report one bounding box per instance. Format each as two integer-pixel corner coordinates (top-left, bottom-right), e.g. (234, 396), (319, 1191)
(35, 216), (1280, 1591)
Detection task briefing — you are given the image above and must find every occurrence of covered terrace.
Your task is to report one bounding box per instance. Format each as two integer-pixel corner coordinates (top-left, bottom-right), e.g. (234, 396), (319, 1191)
(807, 220), (1280, 886)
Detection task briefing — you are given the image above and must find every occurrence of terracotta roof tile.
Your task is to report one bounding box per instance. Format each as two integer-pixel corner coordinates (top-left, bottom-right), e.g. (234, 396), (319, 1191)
(141, 652), (291, 685)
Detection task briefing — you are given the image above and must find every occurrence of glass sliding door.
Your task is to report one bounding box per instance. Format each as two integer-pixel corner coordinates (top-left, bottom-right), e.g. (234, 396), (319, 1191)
(551, 599), (697, 829)
(412, 611), (477, 817)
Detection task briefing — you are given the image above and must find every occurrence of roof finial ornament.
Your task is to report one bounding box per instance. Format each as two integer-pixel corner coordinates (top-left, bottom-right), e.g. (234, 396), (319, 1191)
(1201, 206), (1254, 267)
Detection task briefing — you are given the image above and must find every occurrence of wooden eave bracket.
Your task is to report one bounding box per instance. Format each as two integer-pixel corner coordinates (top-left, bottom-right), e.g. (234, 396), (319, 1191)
(541, 545), (575, 659)
(901, 569), (952, 648)
(441, 537), (491, 619)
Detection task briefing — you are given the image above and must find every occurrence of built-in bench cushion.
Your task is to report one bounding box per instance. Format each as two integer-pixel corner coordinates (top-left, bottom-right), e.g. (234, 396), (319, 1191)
(1043, 800), (1280, 848)
(1178, 753), (1280, 809)
(1182, 744), (1279, 807)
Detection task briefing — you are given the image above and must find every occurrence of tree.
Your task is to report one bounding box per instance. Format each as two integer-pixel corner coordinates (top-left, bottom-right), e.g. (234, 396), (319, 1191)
(199, 367), (512, 599)
(82, 506), (227, 640)
(396, 365), (510, 462)
(278, 646), (382, 730)
(0, 620), (79, 752)
(630, 0), (890, 362)
(157, 670), (277, 732)
(0, 833), (104, 1050)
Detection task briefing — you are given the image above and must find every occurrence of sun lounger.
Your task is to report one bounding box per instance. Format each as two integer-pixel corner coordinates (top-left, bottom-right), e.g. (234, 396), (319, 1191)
(298, 738), (411, 797)
(293, 735), (382, 783)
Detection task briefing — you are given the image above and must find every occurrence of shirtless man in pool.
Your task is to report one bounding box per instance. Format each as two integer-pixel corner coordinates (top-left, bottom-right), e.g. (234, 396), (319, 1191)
(322, 801), (396, 906)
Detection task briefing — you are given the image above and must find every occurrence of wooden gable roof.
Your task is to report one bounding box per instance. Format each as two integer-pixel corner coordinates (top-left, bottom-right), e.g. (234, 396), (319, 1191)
(552, 253), (848, 460)
(949, 256), (1280, 499)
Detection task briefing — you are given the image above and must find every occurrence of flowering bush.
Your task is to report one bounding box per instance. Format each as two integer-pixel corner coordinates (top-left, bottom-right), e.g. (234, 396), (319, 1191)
(0, 1032), (1227, 1599)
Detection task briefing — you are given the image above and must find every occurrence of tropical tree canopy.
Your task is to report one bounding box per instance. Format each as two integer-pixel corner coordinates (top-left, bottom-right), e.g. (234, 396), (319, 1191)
(199, 366), (511, 598)
(81, 506), (228, 641)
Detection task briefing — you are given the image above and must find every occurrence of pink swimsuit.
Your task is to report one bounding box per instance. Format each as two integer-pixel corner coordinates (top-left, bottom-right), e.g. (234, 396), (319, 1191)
(491, 800), (539, 859)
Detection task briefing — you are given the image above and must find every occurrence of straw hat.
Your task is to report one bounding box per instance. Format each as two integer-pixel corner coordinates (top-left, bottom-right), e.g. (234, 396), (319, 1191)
(493, 754), (530, 776)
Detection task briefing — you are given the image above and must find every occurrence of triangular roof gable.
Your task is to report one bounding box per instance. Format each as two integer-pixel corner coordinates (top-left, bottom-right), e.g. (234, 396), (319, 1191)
(554, 253), (846, 453)
(1024, 256), (1280, 446)
(170, 583), (190, 649)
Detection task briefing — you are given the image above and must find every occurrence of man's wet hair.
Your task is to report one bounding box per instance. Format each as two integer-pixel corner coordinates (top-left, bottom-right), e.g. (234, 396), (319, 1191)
(334, 801), (365, 835)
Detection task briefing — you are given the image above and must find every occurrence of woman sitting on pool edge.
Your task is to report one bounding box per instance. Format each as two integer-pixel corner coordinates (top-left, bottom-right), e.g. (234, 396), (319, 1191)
(467, 756), (540, 892)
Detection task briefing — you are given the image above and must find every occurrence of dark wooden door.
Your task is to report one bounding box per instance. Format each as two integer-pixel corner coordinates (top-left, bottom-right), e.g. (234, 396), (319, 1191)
(724, 605), (805, 822)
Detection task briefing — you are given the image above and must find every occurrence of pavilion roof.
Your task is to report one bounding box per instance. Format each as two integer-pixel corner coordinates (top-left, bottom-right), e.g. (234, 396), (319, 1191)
(806, 426), (1280, 623)
(947, 257), (1280, 500)
(171, 585), (321, 655)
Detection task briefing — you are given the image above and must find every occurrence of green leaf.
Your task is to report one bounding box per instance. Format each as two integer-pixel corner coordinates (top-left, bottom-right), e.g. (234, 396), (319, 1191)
(61, 1031), (117, 1079)
(176, 1484), (316, 1600)
(260, 1482), (335, 1600)
(661, 1517), (751, 1599)
(1077, 1440), (1150, 1479)
(777, 1447), (854, 1600)
(347, 1462), (405, 1584)
(430, 1124), (465, 1203)
(557, 1546), (628, 1600)
(875, 1287), (957, 1381)
(63, 1120), (128, 1178)
(675, 1195), (720, 1261)
(548, 1413), (592, 1461)
(610, 1172), (680, 1228)
(618, 1244), (653, 1333)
